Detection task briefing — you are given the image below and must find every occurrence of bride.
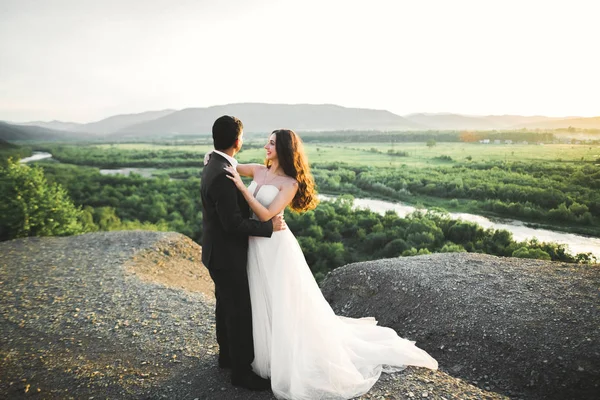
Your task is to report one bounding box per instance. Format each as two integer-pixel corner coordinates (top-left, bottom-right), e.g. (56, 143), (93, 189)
(224, 129), (438, 400)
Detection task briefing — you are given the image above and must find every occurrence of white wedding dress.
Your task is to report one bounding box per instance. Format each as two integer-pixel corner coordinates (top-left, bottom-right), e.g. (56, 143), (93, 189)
(246, 182), (438, 400)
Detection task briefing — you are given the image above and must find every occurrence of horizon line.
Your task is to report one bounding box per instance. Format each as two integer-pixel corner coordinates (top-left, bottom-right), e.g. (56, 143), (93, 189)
(2, 102), (596, 125)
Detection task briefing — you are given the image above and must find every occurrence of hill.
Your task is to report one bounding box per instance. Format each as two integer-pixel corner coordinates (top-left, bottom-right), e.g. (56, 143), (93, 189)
(18, 110), (175, 135)
(518, 116), (600, 130)
(117, 103), (424, 137)
(0, 231), (509, 399)
(321, 253), (600, 400)
(12, 105), (600, 137)
(404, 113), (574, 130)
(14, 120), (84, 132)
(0, 138), (17, 149)
(0, 121), (79, 141)
(81, 109), (176, 134)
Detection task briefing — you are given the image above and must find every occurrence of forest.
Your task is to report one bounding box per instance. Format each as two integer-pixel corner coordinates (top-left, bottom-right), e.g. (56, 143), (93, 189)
(2, 134), (598, 277)
(31, 141), (600, 236)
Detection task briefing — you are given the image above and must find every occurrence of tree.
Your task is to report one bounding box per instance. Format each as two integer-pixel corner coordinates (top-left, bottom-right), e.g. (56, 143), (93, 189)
(440, 243), (466, 253)
(426, 139), (436, 148)
(381, 238), (410, 257)
(0, 159), (84, 241)
(94, 207), (122, 231)
(512, 247), (551, 260)
(459, 131), (479, 142)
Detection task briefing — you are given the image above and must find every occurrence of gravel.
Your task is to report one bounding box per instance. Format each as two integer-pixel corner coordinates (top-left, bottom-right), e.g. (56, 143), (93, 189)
(2, 231), (508, 399)
(320, 252), (600, 400)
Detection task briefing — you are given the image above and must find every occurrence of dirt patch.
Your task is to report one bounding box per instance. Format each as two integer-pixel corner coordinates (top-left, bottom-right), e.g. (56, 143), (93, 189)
(124, 234), (215, 300)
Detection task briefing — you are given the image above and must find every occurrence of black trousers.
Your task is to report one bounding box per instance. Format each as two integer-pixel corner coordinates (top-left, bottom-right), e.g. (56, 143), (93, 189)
(209, 267), (254, 373)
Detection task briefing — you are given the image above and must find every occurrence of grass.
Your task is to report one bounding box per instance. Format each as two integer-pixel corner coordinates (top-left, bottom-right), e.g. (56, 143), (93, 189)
(86, 140), (600, 168)
(19, 141), (600, 237)
(321, 142), (600, 166)
(93, 143), (214, 152)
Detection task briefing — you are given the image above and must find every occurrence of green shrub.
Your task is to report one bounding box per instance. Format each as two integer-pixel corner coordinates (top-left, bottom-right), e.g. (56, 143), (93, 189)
(0, 159), (84, 241)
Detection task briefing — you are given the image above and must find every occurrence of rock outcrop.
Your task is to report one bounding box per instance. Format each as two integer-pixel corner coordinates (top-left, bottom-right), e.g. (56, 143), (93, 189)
(0, 231), (511, 399)
(320, 252), (600, 400)
(3, 231), (597, 399)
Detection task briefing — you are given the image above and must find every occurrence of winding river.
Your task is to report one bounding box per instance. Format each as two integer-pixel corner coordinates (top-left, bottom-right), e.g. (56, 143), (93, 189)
(98, 167), (158, 178)
(19, 151), (53, 163)
(19, 152), (158, 178)
(318, 195), (600, 258)
(19, 152), (599, 258)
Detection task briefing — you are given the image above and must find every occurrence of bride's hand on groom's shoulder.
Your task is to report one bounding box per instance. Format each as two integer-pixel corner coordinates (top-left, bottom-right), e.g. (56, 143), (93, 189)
(224, 166), (245, 190)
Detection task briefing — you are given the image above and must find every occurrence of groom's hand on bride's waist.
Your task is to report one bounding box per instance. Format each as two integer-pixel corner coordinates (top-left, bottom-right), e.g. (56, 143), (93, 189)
(272, 215), (287, 232)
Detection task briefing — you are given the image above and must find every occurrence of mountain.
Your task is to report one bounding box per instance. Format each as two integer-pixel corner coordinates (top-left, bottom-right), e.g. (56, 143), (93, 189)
(13, 105), (600, 136)
(403, 113), (571, 130)
(19, 110), (175, 135)
(14, 120), (83, 132)
(81, 109), (176, 134)
(404, 113), (503, 130)
(485, 115), (571, 127)
(0, 121), (80, 141)
(0, 138), (17, 149)
(517, 116), (600, 130)
(117, 103), (424, 136)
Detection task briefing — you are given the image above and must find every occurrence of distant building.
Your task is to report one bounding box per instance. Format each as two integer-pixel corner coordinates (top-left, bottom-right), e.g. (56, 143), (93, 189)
(522, 141), (528, 145)
(494, 139), (501, 144)
(479, 139), (490, 144)
(504, 140), (513, 144)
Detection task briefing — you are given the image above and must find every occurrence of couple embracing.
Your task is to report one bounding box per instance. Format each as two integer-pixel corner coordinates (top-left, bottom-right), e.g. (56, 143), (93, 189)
(200, 116), (438, 400)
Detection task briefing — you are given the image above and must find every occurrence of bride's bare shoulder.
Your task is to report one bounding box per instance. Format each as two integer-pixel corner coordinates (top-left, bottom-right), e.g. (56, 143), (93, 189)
(283, 176), (299, 189)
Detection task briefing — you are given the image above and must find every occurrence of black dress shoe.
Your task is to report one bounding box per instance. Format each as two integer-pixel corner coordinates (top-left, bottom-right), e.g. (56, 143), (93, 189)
(231, 370), (271, 391)
(218, 356), (232, 369)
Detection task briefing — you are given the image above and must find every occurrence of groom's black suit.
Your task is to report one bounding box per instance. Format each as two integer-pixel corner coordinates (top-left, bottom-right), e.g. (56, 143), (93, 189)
(201, 152), (273, 373)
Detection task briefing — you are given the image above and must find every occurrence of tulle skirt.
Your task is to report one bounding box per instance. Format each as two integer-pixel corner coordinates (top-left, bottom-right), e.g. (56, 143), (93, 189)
(248, 229), (438, 400)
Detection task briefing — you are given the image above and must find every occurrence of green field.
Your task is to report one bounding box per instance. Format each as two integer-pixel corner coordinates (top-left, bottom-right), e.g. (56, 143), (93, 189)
(4, 139), (599, 271)
(92, 141), (600, 167)
(94, 143), (214, 152)
(333, 142), (599, 164)
(40, 140), (596, 237)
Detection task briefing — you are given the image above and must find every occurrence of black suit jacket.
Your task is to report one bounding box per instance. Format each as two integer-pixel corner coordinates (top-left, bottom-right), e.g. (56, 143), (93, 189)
(200, 153), (273, 271)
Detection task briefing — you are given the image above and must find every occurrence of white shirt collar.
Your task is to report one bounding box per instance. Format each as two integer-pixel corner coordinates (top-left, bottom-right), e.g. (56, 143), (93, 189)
(212, 150), (238, 167)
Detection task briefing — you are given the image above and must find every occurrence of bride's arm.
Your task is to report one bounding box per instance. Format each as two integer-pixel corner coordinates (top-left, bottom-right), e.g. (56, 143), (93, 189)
(236, 163), (263, 178)
(224, 166), (298, 222)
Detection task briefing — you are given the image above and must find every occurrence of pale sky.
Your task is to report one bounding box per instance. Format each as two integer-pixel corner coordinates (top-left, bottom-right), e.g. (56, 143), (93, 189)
(1, 0), (598, 123)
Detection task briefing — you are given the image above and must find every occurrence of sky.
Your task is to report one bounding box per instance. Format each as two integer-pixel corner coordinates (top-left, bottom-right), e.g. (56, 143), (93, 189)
(1, 0), (598, 123)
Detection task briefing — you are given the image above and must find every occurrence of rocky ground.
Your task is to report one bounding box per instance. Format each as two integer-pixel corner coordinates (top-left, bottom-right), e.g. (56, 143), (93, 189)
(320, 253), (600, 400)
(0, 231), (510, 399)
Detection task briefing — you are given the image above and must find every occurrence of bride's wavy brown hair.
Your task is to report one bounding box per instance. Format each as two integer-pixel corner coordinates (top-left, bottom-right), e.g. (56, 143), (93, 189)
(266, 129), (319, 212)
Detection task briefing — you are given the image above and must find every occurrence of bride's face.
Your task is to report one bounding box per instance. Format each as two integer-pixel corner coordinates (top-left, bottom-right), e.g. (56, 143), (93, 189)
(264, 134), (277, 162)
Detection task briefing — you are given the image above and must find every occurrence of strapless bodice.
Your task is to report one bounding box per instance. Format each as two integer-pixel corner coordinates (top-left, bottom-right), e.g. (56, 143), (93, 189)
(247, 181), (281, 219)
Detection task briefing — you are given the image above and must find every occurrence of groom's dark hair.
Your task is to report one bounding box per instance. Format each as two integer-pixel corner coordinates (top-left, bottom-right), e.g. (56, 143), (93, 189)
(212, 115), (243, 150)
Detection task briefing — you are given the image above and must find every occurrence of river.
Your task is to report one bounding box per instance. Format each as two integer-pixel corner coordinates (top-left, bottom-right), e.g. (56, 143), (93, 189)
(319, 195), (600, 258)
(19, 152), (158, 178)
(19, 152), (599, 258)
(19, 151), (53, 163)
(98, 168), (158, 178)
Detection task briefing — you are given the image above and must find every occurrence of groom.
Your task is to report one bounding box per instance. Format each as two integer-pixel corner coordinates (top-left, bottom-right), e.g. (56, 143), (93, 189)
(201, 115), (285, 391)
